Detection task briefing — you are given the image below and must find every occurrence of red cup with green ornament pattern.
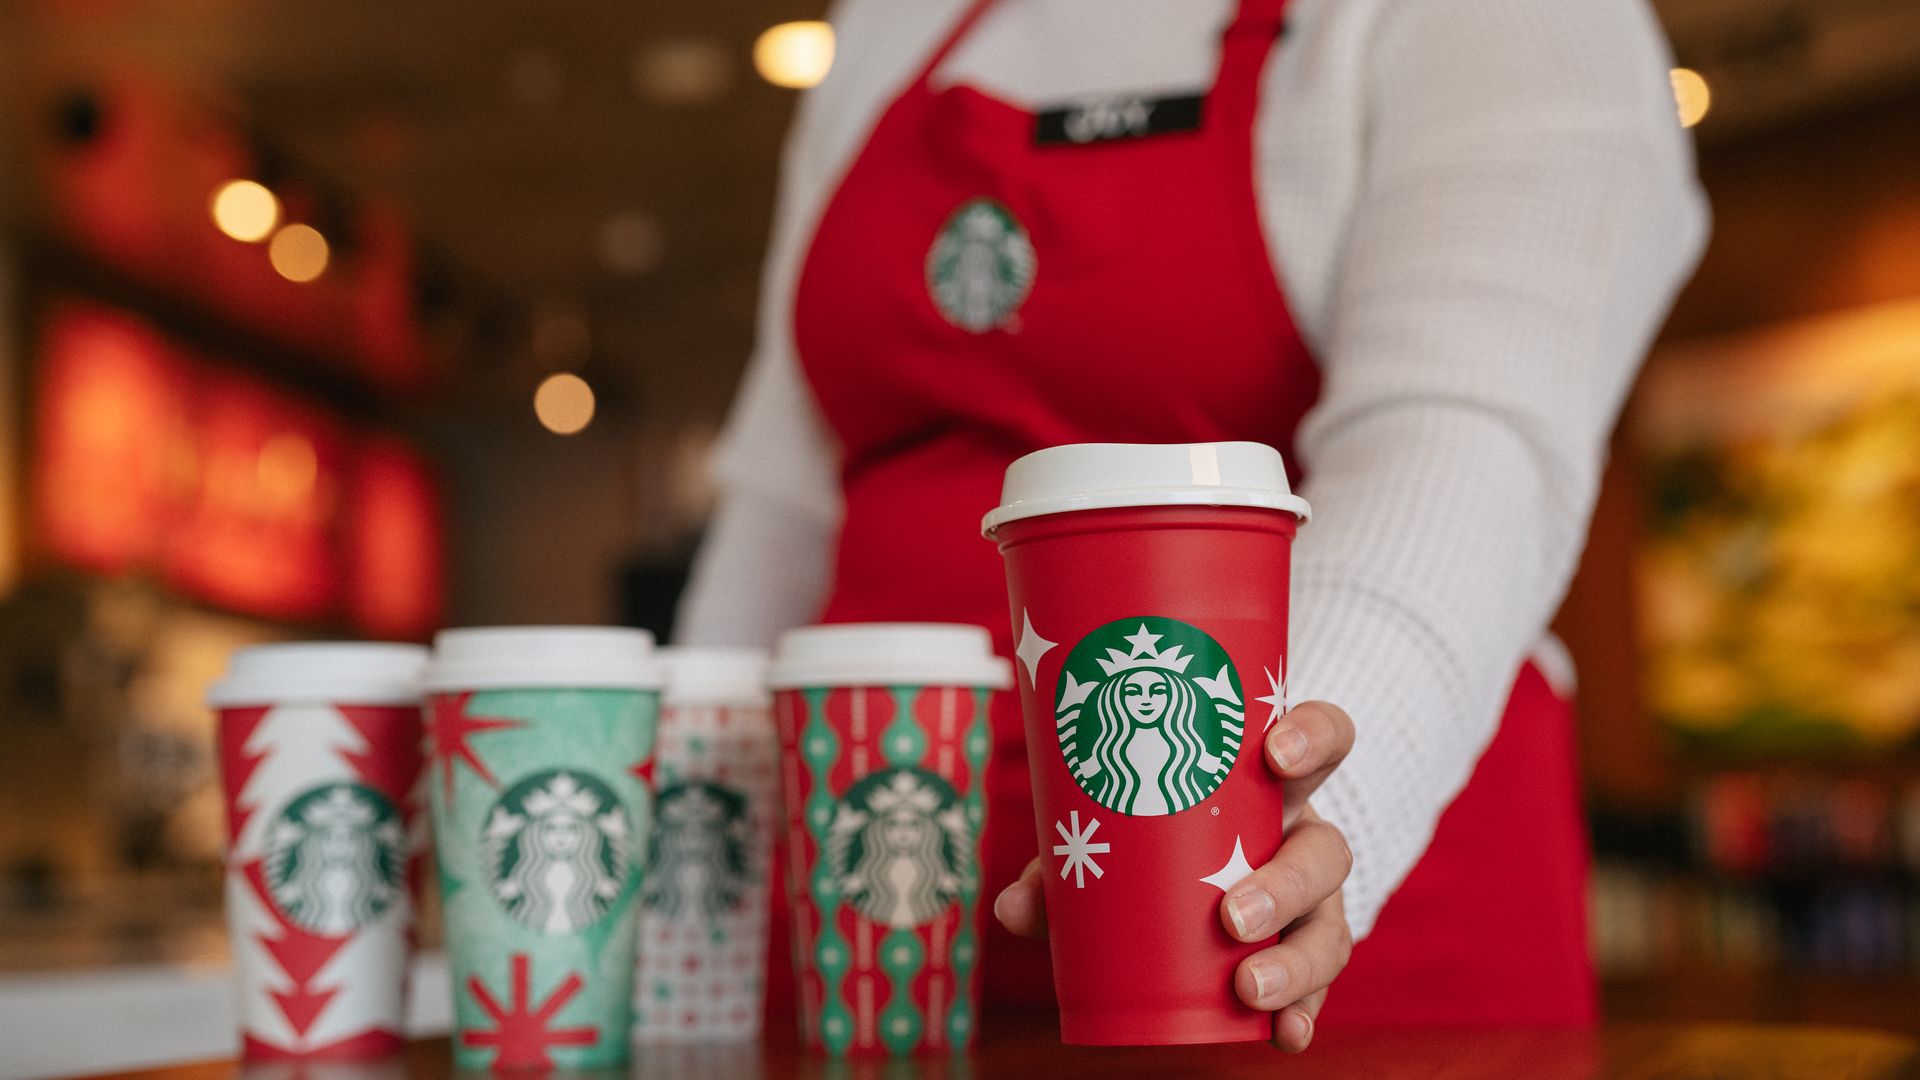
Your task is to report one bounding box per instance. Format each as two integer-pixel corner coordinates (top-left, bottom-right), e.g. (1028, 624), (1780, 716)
(768, 624), (1013, 1058)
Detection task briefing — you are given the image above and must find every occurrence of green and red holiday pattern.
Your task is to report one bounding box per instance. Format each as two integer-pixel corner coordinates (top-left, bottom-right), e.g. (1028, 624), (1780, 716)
(635, 701), (779, 1042)
(774, 684), (992, 1057)
(427, 688), (657, 1070)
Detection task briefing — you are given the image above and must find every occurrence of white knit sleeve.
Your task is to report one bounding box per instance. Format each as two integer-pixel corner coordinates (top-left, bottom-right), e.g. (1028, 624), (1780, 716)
(676, 0), (967, 648)
(1284, 0), (1709, 939)
(674, 32), (849, 646)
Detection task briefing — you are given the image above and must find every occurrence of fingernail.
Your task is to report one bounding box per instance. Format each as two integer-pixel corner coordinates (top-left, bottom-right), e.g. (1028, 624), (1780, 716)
(1248, 960), (1287, 1003)
(992, 887), (1014, 926)
(1226, 889), (1274, 939)
(1281, 1008), (1313, 1049)
(1269, 727), (1309, 771)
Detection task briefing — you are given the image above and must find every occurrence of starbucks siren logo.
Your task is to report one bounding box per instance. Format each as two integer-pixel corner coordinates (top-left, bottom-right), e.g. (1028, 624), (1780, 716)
(265, 782), (404, 935)
(825, 767), (973, 929)
(640, 780), (751, 919)
(926, 198), (1036, 333)
(1055, 618), (1245, 816)
(483, 770), (631, 934)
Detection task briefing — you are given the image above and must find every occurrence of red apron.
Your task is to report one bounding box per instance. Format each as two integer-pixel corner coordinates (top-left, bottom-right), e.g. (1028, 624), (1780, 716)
(781, 0), (1596, 1027)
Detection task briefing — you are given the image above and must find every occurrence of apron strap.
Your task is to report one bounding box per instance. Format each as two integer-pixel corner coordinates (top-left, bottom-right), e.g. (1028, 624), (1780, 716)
(1211, 0), (1291, 121)
(913, 0), (1000, 88)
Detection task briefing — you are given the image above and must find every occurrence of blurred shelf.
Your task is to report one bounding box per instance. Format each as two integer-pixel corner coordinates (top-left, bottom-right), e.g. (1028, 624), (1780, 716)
(1604, 968), (1920, 1035)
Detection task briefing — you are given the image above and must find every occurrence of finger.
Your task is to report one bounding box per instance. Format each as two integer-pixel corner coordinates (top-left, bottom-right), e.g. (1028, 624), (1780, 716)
(1274, 989), (1326, 1053)
(1220, 816), (1352, 942)
(1264, 701), (1355, 801)
(1234, 899), (1352, 1012)
(992, 857), (1047, 939)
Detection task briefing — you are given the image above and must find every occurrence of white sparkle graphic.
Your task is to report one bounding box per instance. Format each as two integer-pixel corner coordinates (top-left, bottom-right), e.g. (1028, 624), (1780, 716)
(1199, 835), (1256, 893)
(1014, 609), (1057, 687)
(1255, 660), (1287, 732)
(1052, 810), (1111, 888)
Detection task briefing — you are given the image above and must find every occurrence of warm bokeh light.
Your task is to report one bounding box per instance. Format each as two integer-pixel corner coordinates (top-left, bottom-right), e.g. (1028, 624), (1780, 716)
(1671, 68), (1711, 129)
(209, 180), (281, 243)
(256, 433), (319, 504)
(534, 372), (596, 435)
(754, 21), (834, 89)
(598, 210), (665, 276)
(268, 224), (331, 282)
(633, 38), (733, 105)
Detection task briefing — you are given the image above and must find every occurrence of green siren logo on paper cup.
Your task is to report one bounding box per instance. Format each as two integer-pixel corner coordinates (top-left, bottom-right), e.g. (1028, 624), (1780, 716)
(825, 767), (973, 929)
(482, 770), (632, 934)
(265, 782), (405, 935)
(1056, 618), (1246, 816)
(640, 780), (752, 919)
(926, 198), (1036, 333)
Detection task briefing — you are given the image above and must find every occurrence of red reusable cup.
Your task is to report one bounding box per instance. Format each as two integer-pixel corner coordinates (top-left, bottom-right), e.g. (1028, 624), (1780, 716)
(983, 442), (1310, 1046)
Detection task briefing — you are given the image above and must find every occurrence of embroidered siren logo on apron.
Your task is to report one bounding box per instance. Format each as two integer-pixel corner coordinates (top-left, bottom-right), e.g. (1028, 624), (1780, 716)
(482, 770), (632, 934)
(265, 782), (405, 934)
(1056, 618), (1246, 816)
(640, 780), (753, 919)
(926, 198), (1036, 332)
(824, 767), (974, 929)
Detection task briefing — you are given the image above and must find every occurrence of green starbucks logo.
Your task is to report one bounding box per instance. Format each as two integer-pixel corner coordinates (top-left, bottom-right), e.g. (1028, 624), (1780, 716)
(640, 781), (751, 919)
(925, 198), (1036, 333)
(265, 782), (404, 935)
(482, 770), (631, 934)
(825, 767), (973, 929)
(1056, 618), (1245, 816)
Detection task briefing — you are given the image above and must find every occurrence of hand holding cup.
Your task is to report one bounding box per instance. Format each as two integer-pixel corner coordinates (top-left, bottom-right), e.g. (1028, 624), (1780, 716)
(993, 700), (1354, 1053)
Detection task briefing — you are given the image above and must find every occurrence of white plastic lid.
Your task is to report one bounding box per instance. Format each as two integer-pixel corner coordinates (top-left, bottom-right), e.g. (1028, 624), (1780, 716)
(768, 623), (1013, 690)
(207, 642), (431, 708)
(981, 441), (1311, 536)
(660, 647), (772, 707)
(424, 626), (664, 692)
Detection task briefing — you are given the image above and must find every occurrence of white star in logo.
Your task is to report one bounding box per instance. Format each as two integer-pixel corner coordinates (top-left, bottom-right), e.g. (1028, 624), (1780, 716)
(1199, 835), (1256, 893)
(1122, 624), (1162, 656)
(1255, 660), (1287, 732)
(1014, 609), (1057, 688)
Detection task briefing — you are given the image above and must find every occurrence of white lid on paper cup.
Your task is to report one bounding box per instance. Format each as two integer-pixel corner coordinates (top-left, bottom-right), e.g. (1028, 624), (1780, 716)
(767, 623), (1013, 691)
(981, 441), (1311, 536)
(206, 642), (431, 708)
(424, 626), (664, 692)
(661, 647), (771, 707)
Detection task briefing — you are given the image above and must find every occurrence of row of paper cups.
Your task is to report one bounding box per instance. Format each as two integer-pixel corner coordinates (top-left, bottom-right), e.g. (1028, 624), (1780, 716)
(207, 621), (1007, 1067)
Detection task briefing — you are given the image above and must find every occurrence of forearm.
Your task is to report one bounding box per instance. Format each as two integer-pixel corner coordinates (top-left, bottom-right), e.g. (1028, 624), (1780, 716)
(1291, 0), (1710, 939)
(1287, 405), (1561, 939)
(675, 493), (835, 648)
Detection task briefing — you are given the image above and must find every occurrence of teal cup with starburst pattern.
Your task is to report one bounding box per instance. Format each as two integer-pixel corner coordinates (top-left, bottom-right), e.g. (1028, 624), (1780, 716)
(768, 624), (1012, 1058)
(423, 627), (663, 1071)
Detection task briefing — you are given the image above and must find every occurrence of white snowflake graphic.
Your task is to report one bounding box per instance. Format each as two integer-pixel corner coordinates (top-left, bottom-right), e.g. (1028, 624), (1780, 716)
(1052, 810), (1111, 889)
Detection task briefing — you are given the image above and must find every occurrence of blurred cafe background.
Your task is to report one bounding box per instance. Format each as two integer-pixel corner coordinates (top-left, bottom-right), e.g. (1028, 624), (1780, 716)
(0, 0), (1918, 1042)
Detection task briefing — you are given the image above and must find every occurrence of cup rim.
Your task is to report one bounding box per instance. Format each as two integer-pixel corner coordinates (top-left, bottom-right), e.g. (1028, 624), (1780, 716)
(981, 441), (1311, 537)
(206, 641), (430, 708)
(767, 623), (1013, 690)
(424, 626), (665, 691)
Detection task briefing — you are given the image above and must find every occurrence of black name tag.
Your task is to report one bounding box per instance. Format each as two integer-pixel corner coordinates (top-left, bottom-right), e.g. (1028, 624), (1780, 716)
(1034, 93), (1205, 146)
